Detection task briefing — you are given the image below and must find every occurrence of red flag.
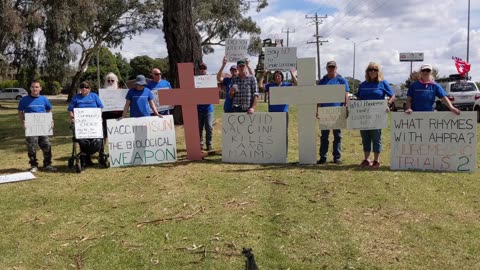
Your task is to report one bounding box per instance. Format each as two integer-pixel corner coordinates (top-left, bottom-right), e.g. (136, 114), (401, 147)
(452, 56), (471, 78)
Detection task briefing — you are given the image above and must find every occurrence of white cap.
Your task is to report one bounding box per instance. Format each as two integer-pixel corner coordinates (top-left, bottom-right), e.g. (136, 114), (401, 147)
(420, 64), (432, 71)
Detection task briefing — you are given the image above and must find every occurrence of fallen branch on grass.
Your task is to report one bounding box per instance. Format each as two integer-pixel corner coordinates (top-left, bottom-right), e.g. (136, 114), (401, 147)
(136, 207), (204, 227)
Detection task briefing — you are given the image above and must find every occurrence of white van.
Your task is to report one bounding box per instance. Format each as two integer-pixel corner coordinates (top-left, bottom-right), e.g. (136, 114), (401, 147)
(436, 75), (480, 111)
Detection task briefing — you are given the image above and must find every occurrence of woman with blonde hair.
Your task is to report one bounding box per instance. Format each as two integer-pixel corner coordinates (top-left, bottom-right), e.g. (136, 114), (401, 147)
(356, 62), (395, 169)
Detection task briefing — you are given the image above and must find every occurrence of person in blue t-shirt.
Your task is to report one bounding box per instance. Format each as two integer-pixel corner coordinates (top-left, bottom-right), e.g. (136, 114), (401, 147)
(197, 63), (215, 151)
(146, 68), (172, 115)
(17, 80), (55, 172)
(317, 60), (350, 165)
(357, 62), (395, 169)
(217, 57), (239, 112)
(406, 64), (460, 114)
(122, 75), (161, 118)
(259, 69), (297, 112)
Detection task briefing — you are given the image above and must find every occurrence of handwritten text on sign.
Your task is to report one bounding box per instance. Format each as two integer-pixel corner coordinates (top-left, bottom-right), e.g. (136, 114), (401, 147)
(225, 39), (248, 62)
(74, 108), (103, 139)
(317, 107), (347, 130)
(390, 112), (477, 172)
(25, 113), (53, 136)
(194, 75), (218, 88)
(348, 100), (387, 130)
(264, 47), (297, 71)
(151, 88), (174, 113)
(99, 88), (129, 112)
(107, 115), (177, 167)
(222, 112), (287, 164)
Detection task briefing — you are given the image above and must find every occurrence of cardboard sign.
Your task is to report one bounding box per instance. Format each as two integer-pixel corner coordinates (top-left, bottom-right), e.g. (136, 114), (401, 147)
(25, 113), (53, 136)
(348, 100), (388, 130)
(264, 47), (297, 71)
(390, 112), (477, 172)
(106, 115), (177, 167)
(99, 88), (129, 112)
(0, 172), (36, 184)
(225, 39), (249, 62)
(151, 88), (174, 113)
(74, 108), (103, 139)
(317, 107), (347, 130)
(222, 112), (287, 164)
(194, 75), (218, 88)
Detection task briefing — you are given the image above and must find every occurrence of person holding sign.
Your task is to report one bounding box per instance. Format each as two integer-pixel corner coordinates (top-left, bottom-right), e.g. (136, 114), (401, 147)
(146, 68), (172, 115)
(217, 57), (238, 113)
(122, 75), (162, 118)
(356, 62), (395, 169)
(259, 69), (297, 112)
(197, 63), (214, 151)
(102, 72), (123, 140)
(17, 80), (56, 172)
(229, 59), (259, 113)
(68, 81), (105, 167)
(317, 60), (349, 164)
(405, 64), (460, 115)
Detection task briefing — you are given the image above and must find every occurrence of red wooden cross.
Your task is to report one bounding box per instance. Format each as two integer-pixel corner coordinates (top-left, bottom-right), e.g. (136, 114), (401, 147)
(157, 63), (219, 160)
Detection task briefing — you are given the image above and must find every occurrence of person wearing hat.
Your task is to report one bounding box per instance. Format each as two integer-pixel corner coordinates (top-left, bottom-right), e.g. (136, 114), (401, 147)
(317, 60), (350, 164)
(146, 68), (172, 115)
(217, 56), (251, 112)
(229, 58), (259, 113)
(197, 63), (214, 151)
(406, 64), (460, 114)
(122, 75), (161, 118)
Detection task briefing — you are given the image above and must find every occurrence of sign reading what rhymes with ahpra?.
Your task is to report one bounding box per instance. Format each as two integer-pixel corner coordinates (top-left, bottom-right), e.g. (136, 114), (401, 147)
(106, 115), (177, 167)
(390, 112), (477, 172)
(222, 112), (287, 164)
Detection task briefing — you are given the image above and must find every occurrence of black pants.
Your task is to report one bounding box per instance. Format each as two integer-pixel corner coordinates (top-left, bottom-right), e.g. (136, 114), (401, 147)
(26, 136), (52, 167)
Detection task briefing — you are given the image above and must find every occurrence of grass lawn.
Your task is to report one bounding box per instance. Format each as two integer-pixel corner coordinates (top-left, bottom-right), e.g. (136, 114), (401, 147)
(1, 99), (479, 269)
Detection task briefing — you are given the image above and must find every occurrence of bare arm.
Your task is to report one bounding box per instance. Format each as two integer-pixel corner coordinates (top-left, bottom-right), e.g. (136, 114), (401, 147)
(405, 96), (413, 114)
(217, 56), (227, 82)
(290, 68), (298, 86)
(122, 100), (131, 118)
(441, 96), (461, 115)
(246, 58), (254, 75)
(149, 99), (162, 117)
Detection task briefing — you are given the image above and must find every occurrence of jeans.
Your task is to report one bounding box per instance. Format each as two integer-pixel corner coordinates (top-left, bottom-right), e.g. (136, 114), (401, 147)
(360, 129), (382, 153)
(198, 111), (214, 148)
(319, 129), (342, 161)
(26, 136), (52, 167)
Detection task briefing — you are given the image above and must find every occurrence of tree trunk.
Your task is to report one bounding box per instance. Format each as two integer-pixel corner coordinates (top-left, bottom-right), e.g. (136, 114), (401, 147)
(163, 0), (203, 124)
(67, 49), (95, 102)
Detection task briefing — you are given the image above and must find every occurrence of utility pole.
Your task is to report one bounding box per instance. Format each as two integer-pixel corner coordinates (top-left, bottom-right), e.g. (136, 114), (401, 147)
(282, 27), (295, 81)
(306, 13), (327, 81)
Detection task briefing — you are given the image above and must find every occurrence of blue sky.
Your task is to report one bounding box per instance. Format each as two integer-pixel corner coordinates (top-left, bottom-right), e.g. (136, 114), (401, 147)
(113, 0), (480, 85)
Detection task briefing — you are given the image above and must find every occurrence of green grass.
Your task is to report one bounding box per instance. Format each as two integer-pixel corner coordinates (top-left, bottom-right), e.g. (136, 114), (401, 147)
(1, 99), (480, 269)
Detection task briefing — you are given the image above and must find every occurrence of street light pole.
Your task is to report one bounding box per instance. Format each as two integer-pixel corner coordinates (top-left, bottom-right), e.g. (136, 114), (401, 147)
(346, 38), (379, 91)
(466, 0), (470, 78)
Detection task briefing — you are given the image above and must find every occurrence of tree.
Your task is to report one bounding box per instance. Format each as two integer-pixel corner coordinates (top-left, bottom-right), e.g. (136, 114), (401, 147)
(65, 0), (162, 101)
(81, 47), (121, 91)
(129, 55), (169, 81)
(115, 52), (131, 85)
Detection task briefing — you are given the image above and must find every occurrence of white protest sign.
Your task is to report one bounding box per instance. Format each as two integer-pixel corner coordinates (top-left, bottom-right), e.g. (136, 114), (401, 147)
(151, 88), (174, 113)
(106, 115), (176, 167)
(74, 108), (103, 139)
(264, 47), (297, 71)
(225, 39), (249, 62)
(0, 172), (35, 184)
(222, 112), (287, 164)
(390, 112), (477, 172)
(194, 75), (218, 88)
(317, 107), (347, 130)
(99, 88), (129, 112)
(348, 100), (388, 130)
(25, 113), (53, 136)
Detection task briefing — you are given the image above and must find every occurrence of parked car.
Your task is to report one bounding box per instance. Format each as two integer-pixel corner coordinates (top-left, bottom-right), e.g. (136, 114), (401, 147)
(390, 90), (408, 111)
(473, 98), (480, 123)
(436, 75), (480, 111)
(0, 88), (28, 100)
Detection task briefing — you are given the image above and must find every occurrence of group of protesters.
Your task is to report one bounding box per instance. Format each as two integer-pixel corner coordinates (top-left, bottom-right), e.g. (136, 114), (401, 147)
(17, 57), (460, 172)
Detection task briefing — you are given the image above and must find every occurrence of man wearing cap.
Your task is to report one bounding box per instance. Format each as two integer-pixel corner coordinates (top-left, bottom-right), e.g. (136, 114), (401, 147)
(317, 60), (350, 164)
(146, 68), (172, 115)
(217, 56), (239, 112)
(406, 64), (460, 114)
(122, 75), (161, 118)
(197, 63), (214, 151)
(229, 58), (259, 113)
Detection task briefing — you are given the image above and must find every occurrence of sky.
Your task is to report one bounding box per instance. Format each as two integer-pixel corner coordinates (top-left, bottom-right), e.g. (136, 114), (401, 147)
(112, 0), (480, 85)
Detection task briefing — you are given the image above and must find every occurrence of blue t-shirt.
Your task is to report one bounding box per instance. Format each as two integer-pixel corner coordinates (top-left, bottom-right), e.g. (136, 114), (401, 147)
(197, 103), (214, 113)
(223, 77), (233, 113)
(407, 81), (446, 111)
(318, 74), (349, 107)
(265, 82), (292, 112)
(147, 80), (172, 114)
(126, 87), (154, 117)
(18, 95), (52, 113)
(67, 93), (104, 111)
(357, 80), (394, 100)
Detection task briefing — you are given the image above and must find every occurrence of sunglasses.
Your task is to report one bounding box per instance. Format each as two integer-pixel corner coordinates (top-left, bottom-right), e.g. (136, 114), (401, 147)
(327, 66), (336, 68)
(107, 79), (115, 82)
(368, 69), (379, 72)
(422, 69), (431, 73)
(154, 73), (162, 75)
(80, 87), (90, 89)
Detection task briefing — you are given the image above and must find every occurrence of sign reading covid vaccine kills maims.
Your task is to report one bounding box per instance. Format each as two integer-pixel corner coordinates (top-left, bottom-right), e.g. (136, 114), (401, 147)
(222, 112), (287, 164)
(390, 112), (477, 172)
(107, 116), (177, 167)
(264, 47), (297, 71)
(225, 39), (249, 62)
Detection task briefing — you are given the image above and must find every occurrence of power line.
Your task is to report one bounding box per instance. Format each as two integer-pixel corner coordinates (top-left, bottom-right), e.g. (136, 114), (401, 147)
(282, 28), (295, 81)
(306, 13), (328, 80)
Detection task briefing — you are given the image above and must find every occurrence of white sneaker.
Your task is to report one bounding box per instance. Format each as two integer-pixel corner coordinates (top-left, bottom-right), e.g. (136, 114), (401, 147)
(30, 166), (38, 173)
